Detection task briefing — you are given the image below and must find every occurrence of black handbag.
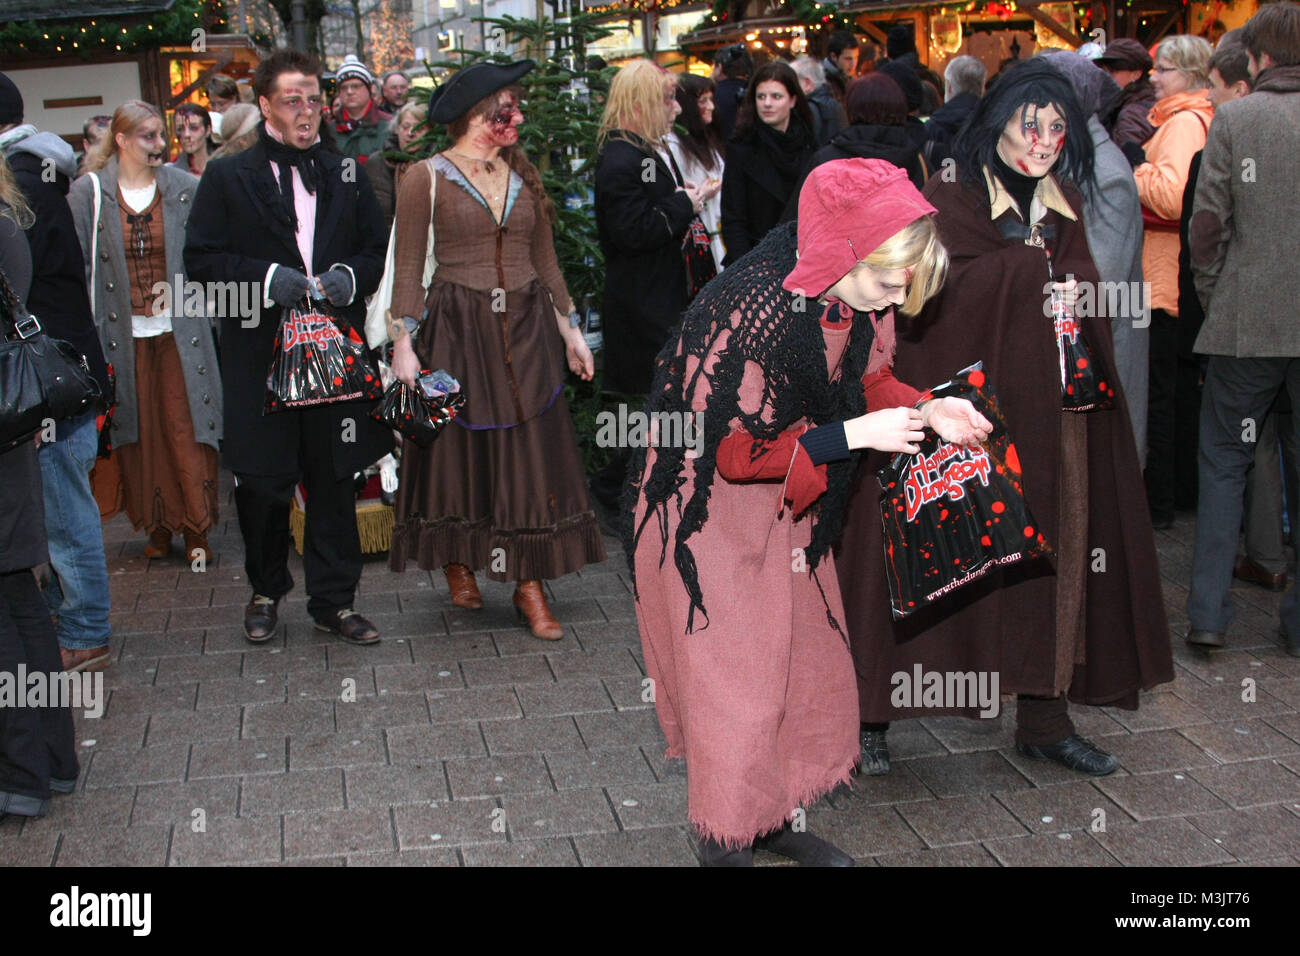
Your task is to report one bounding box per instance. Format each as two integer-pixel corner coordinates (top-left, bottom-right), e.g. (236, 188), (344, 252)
(0, 266), (101, 452)
(369, 371), (466, 447)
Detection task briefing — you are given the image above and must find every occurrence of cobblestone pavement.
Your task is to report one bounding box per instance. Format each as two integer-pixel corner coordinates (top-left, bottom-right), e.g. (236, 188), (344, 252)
(3, 473), (1299, 866)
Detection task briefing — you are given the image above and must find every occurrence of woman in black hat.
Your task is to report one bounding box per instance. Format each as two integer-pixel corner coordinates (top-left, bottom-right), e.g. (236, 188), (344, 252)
(387, 60), (606, 640)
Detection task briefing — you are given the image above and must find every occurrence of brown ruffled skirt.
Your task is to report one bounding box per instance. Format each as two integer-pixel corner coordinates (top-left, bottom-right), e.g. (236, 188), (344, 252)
(388, 280), (605, 581)
(116, 333), (219, 535)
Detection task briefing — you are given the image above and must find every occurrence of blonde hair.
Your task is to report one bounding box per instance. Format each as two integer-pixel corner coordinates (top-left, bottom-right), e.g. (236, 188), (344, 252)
(863, 215), (949, 317)
(597, 59), (676, 149)
(395, 100), (427, 128)
(1155, 35), (1213, 89)
(86, 100), (164, 173)
(0, 152), (35, 231)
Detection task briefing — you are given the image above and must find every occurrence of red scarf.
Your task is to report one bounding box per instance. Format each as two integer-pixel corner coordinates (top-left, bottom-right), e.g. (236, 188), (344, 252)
(335, 99), (375, 135)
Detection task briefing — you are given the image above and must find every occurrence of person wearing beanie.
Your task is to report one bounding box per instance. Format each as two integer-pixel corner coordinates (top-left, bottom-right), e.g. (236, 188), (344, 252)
(1096, 37), (1158, 148)
(626, 158), (990, 866)
(877, 58), (928, 154)
(0, 71), (115, 674)
(837, 59), (1173, 780)
(334, 53), (391, 162)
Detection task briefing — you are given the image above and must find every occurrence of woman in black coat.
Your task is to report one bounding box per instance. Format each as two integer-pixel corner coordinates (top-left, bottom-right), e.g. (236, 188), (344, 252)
(720, 61), (815, 265)
(0, 180), (80, 819)
(590, 60), (704, 511)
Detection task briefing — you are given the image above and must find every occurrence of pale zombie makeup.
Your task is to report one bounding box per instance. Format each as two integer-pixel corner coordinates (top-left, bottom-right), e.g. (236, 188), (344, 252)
(825, 261), (912, 313)
(121, 117), (167, 167)
(262, 72), (323, 149)
(997, 102), (1066, 178)
(176, 114), (209, 155)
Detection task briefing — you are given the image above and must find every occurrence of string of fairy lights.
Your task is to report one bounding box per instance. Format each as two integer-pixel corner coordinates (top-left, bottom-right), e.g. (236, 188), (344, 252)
(0, 0), (228, 58)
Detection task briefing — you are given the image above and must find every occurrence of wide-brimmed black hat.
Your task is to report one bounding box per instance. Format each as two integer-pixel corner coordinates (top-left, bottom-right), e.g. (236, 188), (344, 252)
(429, 59), (535, 124)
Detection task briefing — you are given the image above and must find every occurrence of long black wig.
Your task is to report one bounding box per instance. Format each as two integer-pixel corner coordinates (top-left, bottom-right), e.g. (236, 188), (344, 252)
(949, 58), (1097, 201)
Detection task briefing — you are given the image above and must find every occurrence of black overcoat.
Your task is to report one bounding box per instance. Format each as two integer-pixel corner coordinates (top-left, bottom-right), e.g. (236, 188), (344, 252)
(594, 134), (694, 396)
(183, 136), (393, 478)
(720, 124), (813, 266)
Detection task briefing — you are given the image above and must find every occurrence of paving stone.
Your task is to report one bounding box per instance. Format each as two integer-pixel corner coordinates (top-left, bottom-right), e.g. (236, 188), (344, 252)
(602, 676), (655, 711)
(189, 738), (288, 779)
(1186, 804), (1300, 862)
(283, 807), (396, 858)
(444, 754), (553, 799)
(118, 630), (206, 660)
(85, 743), (190, 789)
(73, 713), (148, 752)
(393, 798), (505, 848)
(386, 722), (486, 763)
(1180, 719), (1300, 763)
(241, 647), (329, 678)
(1266, 712), (1300, 744)
(798, 804), (926, 858)
(345, 848), (462, 866)
(462, 838), (580, 866)
(873, 843), (1000, 866)
(20, 786), (136, 830)
(896, 794), (1030, 847)
(288, 668), (377, 701)
(546, 747), (656, 791)
(132, 778), (241, 824)
(406, 633), (498, 661)
(919, 714), (1015, 753)
(108, 657), (163, 687)
(344, 764), (450, 806)
(240, 768), (345, 816)
(1092, 817), (1235, 867)
(241, 699), (334, 738)
(153, 654), (243, 683)
(335, 692), (430, 732)
(326, 641), (414, 669)
(490, 629), (580, 656)
(374, 662), (466, 695)
(54, 825), (171, 866)
(1096, 771), (1230, 820)
(1190, 759), (1300, 808)
(828, 763), (936, 808)
(607, 780), (688, 830)
(1097, 729), (1216, 773)
(483, 716), (585, 756)
(289, 731), (387, 771)
(426, 687), (522, 724)
(501, 789), (619, 840)
(547, 646), (643, 681)
(0, 826), (61, 866)
(1177, 649), (1287, 683)
(574, 710), (666, 749)
(999, 746), (1132, 787)
(983, 831), (1120, 866)
(1173, 682), (1294, 720)
(573, 827), (699, 866)
(461, 655), (556, 687)
(992, 781), (1132, 833)
(169, 816), (283, 865)
(145, 706), (243, 746)
(109, 610), (169, 635)
(515, 680), (615, 718)
(905, 751), (1033, 798)
(107, 683), (199, 716)
(1260, 678), (1300, 709)
(884, 719), (949, 758)
(1104, 692), (1213, 732)
(572, 621), (642, 651)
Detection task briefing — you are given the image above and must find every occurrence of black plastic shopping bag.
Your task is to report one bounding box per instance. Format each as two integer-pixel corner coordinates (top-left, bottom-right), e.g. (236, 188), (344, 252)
(1051, 285), (1116, 412)
(265, 302), (382, 413)
(369, 369), (466, 447)
(877, 362), (1051, 619)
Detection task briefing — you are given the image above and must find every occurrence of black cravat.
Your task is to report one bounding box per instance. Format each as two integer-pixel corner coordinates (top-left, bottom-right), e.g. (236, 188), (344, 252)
(258, 122), (323, 231)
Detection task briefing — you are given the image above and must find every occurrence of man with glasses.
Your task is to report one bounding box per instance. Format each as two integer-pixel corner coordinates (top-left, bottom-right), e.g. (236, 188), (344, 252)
(332, 54), (391, 164)
(183, 48), (393, 646)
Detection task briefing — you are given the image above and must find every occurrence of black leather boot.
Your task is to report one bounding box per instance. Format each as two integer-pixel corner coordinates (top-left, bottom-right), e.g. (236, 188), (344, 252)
(753, 824), (855, 866)
(698, 836), (754, 867)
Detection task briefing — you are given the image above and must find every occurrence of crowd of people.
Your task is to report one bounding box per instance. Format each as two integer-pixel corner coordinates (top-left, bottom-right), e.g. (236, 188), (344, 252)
(0, 3), (1297, 866)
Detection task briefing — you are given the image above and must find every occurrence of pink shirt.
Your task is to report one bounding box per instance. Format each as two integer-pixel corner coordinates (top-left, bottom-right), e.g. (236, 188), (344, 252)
(265, 121), (317, 274)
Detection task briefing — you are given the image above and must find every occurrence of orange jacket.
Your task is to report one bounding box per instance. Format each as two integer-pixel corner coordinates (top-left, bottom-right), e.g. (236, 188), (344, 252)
(1134, 90), (1214, 315)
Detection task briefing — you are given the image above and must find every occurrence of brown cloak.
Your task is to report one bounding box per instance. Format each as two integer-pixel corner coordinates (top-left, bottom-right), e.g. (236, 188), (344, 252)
(835, 174), (1174, 721)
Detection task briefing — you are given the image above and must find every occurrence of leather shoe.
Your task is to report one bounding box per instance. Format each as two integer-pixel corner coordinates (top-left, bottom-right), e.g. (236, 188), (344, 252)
(1016, 734), (1119, 776)
(1186, 627), (1226, 650)
(444, 563), (483, 609)
(1234, 556), (1286, 591)
(183, 531), (210, 565)
(859, 729), (891, 776)
(243, 595), (279, 643)
(60, 645), (110, 673)
(753, 824), (855, 866)
(698, 836), (754, 867)
(143, 528), (171, 558)
(513, 581), (563, 640)
(314, 609), (381, 645)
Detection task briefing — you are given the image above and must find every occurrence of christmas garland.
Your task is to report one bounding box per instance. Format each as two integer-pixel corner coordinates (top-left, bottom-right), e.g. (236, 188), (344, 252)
(0, 0), (228, 60)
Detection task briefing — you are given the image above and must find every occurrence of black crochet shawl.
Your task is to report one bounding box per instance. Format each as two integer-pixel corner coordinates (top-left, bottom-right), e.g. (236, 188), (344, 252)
(621, 220), (879, 633)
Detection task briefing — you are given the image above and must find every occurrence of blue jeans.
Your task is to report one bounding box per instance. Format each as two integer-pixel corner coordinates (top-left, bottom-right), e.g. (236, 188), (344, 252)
(1188, 356), (1300, 638)
(37, 410), (111, 651)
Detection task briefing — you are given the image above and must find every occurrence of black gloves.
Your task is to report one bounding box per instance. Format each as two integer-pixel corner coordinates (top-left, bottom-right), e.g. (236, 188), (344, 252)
(1121, 140), (1147, 169)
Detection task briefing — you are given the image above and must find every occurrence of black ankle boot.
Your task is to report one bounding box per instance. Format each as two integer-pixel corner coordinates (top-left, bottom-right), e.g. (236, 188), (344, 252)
(698, 836), (754, 867)
(753, 824), (855, 866)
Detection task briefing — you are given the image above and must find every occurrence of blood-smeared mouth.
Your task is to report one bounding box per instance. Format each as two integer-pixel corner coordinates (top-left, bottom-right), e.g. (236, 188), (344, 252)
(146, 152), (165, 163)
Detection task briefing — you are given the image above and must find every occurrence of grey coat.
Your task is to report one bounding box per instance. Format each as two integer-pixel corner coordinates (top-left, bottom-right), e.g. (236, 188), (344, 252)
(68, 158), (222, 450)
(1191, 65), (1300, 357)
(1084, 114), (1149, 466)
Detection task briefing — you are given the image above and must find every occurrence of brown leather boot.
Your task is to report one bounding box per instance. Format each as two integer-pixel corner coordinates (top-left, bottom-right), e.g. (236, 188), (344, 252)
(513, 580), (563, 640)
(143, 528), (171, 558)
(444, 563), (483, 609)
(183, 531), (210, 564)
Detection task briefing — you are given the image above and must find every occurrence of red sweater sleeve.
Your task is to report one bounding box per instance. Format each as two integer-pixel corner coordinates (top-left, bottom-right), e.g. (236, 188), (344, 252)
(716, 426), (828, 516)
(862, 364), (924, 410)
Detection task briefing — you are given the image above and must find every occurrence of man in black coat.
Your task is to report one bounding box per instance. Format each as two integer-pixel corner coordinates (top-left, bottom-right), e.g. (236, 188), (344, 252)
(922, 54), (986, 171)
(184, 49), (392, 645)
(0, 72), (114, 674)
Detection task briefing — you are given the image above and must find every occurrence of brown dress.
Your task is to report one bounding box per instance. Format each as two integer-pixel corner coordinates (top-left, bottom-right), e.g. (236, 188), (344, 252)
(388, 156), (605, 581)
